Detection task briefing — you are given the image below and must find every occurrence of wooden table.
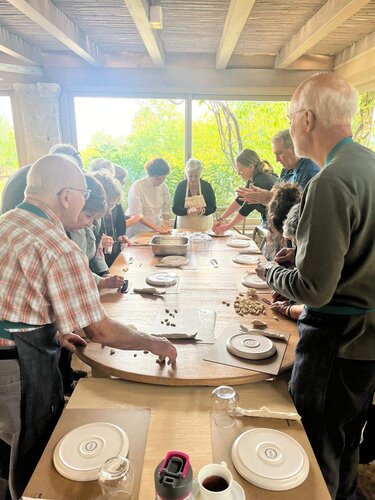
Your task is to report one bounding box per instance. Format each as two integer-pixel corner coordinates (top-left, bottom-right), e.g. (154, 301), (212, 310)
(23, 378), (330, 500)
(76, 231), (298, 386)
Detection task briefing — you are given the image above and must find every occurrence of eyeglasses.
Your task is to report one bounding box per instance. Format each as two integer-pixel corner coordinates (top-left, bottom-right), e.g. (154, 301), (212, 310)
(286, 109), (307, 124)
(58, 187), (91, 201)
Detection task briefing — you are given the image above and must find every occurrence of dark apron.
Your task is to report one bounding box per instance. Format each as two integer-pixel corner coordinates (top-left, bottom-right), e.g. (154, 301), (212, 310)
(1, 324), (64, 499)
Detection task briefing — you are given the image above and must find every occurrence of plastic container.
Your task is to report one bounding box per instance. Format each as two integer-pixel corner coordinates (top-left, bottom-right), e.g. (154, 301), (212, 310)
(155, 451), (193, 500)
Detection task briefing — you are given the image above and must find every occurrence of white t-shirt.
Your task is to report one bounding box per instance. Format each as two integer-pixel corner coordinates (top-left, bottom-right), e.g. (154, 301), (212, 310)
(127, 176), (170, 237)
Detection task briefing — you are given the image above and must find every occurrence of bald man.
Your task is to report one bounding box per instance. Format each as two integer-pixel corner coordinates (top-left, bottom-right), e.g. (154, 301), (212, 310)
(0, 155), (177, 500)
(256, 74), (375, 499)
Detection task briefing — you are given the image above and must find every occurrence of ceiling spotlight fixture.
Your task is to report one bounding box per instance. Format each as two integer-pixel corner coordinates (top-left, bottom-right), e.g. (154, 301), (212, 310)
(150, 5), (163, 29)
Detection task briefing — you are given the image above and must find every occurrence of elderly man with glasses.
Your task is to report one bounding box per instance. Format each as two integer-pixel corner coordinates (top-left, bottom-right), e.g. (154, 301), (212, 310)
(0, 155), (177, 500)
(256, 73), (375, 500)
(237, 129), (319, 206)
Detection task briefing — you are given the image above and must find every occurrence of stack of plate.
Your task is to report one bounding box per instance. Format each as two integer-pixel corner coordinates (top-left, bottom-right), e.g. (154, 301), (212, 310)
(226, 333), (276, 360)
(53, 422), (129, 481)
(232, 254), (259, 265)
(226, 239), (251, 248)
(241, 274), (268, 289)
(232, 428), (310, 491)
(146, 272), (178, 287)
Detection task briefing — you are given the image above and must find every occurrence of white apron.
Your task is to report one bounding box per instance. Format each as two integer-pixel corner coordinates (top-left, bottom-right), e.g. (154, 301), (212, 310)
(176, 181), (213, 231)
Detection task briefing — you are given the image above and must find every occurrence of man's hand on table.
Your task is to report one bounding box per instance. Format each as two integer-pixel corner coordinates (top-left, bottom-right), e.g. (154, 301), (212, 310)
(98, 274), (125, 289)
(56, 332), (87, 352)
(255, 260), (275, 281)
(148, 335), (177, 365)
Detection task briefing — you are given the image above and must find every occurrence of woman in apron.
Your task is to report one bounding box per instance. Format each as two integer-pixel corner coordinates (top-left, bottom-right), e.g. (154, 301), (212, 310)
(172, 158), (216, 231)
(126, 158), (171, 238)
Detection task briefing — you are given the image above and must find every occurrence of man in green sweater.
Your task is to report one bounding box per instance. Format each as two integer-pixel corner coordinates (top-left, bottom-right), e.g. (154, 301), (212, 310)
(256, 73), (375, 499)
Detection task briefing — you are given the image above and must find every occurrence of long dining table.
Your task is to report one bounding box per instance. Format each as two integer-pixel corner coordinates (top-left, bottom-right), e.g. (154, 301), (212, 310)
(76, 231), (298, 386)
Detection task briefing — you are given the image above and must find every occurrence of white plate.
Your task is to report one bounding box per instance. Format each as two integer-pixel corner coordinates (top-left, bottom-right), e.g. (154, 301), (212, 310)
(232, 254), (259, 265)
(226, 239), (251, 248)
(146, 272), (178, 287)
(191, 478), (246, 499)
(206, 230), (232, 237)
(232, 428), (309, 491)
(241, 274), (269, 289)
(53, 422), (129, 481)
(226, 333), (276, 360)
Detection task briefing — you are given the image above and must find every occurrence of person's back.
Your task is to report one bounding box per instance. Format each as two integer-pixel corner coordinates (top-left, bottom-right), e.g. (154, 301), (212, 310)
(1, 165), (30, 214)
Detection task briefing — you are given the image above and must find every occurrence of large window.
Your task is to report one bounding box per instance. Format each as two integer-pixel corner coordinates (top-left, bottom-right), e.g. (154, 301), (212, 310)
(192, 99), (289, 207)
(74, 97), (185, 200)
(0, 96), (18, 195)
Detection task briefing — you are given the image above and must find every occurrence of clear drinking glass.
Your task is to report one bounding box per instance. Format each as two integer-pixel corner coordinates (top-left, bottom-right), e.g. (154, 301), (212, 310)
(211, 386), (239, 428)
(98, 456), (134, 499)
(198, 308), (216, 342)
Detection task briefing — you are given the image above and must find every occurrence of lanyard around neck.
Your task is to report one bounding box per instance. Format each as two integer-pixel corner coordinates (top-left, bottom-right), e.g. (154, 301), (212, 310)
(17, 201), (50, 220)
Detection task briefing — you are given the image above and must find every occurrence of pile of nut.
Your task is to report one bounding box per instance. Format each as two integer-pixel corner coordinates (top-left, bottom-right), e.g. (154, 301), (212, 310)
(233, 291), (265, 316)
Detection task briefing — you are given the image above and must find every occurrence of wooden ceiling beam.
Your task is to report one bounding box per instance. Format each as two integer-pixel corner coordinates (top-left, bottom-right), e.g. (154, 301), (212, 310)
(0, 25), (43, 65)
(334, 31), (375, 88)
(0, 61), (42, 75)
(216, 0), (256, 69)
(123, 0), (165, 67)
(5, 0), (104, 66)
(275, 0), (371, 69)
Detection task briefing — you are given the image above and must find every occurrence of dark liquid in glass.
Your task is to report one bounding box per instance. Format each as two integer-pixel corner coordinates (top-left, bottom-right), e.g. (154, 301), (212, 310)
(202, 475), (228, 492)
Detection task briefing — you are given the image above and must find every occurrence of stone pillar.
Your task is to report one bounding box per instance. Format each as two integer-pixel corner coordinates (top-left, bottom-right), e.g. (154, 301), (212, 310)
(13, 83), (62, 164)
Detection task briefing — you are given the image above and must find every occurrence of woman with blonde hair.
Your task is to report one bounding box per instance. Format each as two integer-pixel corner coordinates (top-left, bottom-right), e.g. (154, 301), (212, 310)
(172, 158), (216, 231)
(213, 148), (277, 234)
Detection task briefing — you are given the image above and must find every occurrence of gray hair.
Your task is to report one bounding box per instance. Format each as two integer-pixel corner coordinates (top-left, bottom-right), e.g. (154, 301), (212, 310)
(90, 158), (115, 177)
(282, 203), (300, 239)
(25, 155), (84, 197)
(185, 158), (203, 176)
(272, 130), (294, 150)
(49, 143), (83, 170)
(294, 73), (359, 128)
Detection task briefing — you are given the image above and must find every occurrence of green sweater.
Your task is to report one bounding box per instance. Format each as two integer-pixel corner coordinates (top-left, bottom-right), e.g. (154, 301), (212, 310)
(267, 140), (375, 359)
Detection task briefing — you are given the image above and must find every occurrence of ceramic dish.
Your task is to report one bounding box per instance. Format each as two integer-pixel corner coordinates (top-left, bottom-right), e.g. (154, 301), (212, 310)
(191, 478), (246, 499)
(160, 255), (189, 266)
(226, 333), (276, 360)
(232, 254), (259, 265)
(146, 272), (178, 287)
(53, 422), (129, 481)
(226, 239), (251, 248)
(206, 230), (232, 237)
(241, 274), (269, 289)
(232, 428), (309, 491)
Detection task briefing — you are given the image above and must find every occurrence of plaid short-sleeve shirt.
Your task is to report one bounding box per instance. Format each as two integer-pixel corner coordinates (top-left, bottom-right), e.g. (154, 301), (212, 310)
(0, 200), (107, 346)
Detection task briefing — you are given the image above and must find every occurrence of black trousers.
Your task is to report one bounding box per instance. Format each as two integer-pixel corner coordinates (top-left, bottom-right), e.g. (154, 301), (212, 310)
(290, 310), (375, 500)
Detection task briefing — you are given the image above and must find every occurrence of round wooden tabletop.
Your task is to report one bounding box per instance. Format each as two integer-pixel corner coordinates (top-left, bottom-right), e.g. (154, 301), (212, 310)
(76, 231), (298, 386)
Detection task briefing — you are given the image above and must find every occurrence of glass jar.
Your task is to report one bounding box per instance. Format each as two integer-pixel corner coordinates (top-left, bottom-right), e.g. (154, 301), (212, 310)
(98, 456), (134, 499)
(211, 386), (239, 428)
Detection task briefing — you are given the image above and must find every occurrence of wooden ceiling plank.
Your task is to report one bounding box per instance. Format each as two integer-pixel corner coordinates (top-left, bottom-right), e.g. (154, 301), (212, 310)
(275, 0), (371, 69)
(123, 0), (165, 67)
(216, 0), (256, 69)
(334, 31), (375, 88)
(5, 0), (104, 66)
(334, 30), (375, 69)
(0, 61), (42, 75)
(0, 25), (42, 65)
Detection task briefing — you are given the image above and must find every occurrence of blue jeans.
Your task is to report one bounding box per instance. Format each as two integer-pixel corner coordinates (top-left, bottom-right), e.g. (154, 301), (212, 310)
(0, 360), (21, 500)
(290, 309), (375, 499)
